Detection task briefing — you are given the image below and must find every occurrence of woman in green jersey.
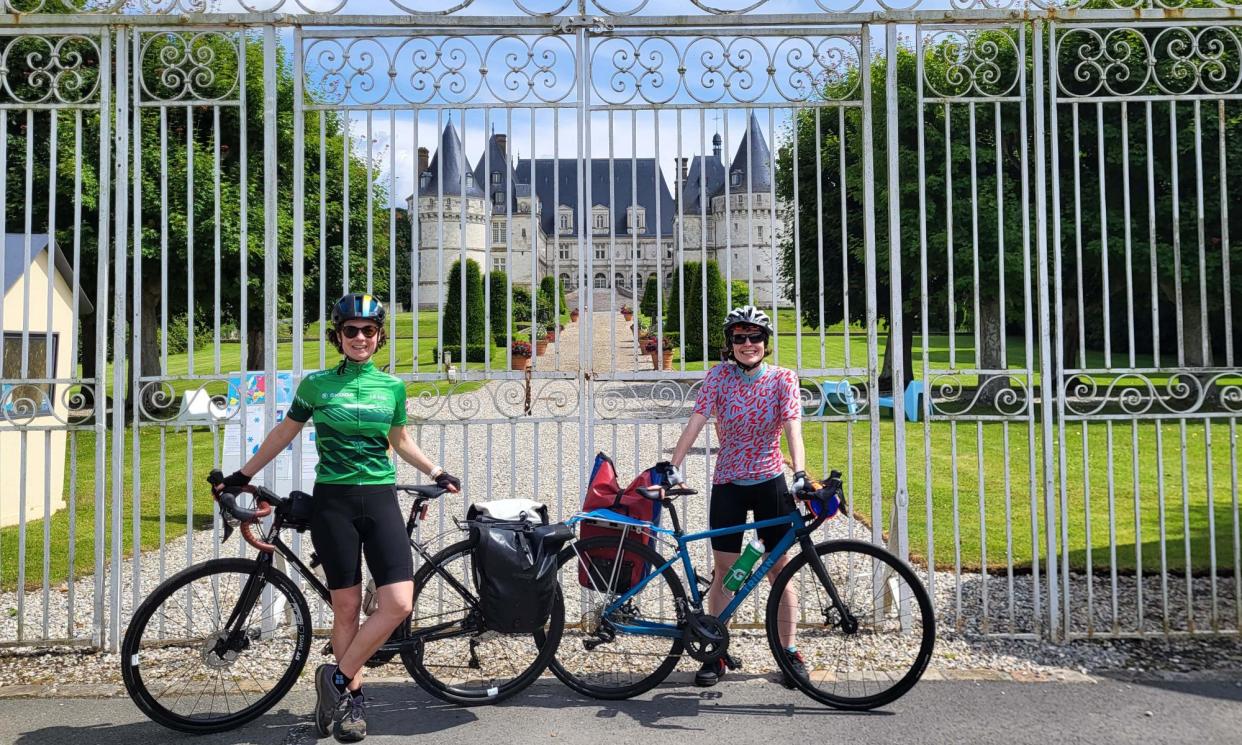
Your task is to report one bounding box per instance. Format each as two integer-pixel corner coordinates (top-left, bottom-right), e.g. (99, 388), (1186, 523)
(214, 293), (458, 743)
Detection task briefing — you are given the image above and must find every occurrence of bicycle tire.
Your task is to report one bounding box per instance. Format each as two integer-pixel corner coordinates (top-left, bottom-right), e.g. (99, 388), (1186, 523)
(766, 539), (935, 710)
(120, 557), (312, 733)
(400, 538), (564, 705)
(548, 535), (686, 700)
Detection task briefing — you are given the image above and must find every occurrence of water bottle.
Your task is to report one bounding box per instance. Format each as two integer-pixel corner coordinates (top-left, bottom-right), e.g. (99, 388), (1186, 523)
(722, 538), (765, 592)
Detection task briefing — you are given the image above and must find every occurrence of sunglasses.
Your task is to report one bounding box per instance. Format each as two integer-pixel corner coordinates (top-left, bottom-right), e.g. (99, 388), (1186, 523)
(340, 325), (379, 339)
(730, 332), (766, 345)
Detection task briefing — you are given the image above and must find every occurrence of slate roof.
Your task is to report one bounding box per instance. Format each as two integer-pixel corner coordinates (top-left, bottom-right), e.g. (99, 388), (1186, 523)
(418, 121), (484, 199)
(471, 134), (528, 212)
(513, 158), (676, 239)
(2, 233), (93, 314)
(718, 112), (773, 196)
(680, 133), (725, 215)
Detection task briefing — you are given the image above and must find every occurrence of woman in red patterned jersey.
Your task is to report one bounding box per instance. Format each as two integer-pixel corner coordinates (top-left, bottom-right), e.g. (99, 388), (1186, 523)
(666, 305), (810, 689)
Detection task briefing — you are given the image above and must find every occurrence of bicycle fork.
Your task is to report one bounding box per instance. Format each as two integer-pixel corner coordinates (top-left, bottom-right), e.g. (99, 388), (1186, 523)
(798, 536), (859, 634)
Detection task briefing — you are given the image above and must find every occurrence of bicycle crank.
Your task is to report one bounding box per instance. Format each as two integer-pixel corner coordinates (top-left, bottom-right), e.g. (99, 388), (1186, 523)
(682, 612), (729, 663)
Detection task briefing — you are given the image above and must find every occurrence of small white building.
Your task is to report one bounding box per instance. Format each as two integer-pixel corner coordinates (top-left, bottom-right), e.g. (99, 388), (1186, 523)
(1, 234), (92, 528)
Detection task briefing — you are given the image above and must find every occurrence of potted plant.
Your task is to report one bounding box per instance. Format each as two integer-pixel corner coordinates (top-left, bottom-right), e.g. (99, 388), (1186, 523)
(511, 339), (532, 370)
(534, 325), (549, 356)
(570, 308), (579, 322)
(643, 335), (676, 371)
(620, 304), (633, 322)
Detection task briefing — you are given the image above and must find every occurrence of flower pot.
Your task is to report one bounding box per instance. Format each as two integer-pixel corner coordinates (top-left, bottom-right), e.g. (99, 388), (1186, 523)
(512, 354), (530, 371)
(546, 329), (556, 342)
(535, 338), (549, 355)
(570, 309), (579, 322)
(621, 311), (633, 322)
(660, 350), (673, 370)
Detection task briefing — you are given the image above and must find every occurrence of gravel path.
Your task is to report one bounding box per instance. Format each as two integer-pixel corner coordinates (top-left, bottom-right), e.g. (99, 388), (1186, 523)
(1, 309), (1239, 687)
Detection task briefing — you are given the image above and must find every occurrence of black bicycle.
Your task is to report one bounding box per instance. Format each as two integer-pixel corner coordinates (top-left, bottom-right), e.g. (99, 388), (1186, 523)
(120, 471), (564, 733)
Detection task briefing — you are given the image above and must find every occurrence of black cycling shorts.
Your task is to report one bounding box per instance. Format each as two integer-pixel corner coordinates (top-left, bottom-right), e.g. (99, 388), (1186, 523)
(707, 475), (796, 553)
(310, 483), (414, 591)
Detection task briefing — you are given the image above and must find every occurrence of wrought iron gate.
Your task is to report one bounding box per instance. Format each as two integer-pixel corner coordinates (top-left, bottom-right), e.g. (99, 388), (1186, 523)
(0, 1), (1237, 651)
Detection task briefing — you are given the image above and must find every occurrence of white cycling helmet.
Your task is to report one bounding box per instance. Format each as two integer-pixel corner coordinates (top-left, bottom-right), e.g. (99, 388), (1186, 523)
(723, 305), (774, 338)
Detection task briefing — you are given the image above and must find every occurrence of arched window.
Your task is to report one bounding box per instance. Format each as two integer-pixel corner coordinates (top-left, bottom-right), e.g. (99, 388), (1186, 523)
(614, 272), (625, 288)
(594, 273), (607, 289)
(560, 272), (573, 289)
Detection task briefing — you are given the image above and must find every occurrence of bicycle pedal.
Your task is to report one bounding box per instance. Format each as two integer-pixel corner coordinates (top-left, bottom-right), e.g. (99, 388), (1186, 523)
(723, 655), (742, 671)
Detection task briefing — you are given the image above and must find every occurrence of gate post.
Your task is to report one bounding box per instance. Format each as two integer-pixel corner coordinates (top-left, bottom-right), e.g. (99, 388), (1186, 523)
(1031, 20), (1061, 641)
(884, 23), (909, 569)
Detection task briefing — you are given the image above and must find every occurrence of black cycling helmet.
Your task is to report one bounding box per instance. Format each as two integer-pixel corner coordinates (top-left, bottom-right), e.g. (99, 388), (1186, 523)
(723, 305), (774, 339)
(331, 293), (386, 327)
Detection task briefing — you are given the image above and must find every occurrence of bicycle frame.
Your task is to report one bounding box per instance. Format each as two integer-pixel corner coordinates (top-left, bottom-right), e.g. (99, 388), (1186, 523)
(220, 488), (480, 651)
(592, 510), (814, 639)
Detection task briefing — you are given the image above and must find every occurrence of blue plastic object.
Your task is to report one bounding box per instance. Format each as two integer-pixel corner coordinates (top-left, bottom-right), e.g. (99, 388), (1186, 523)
(876, 380), (925, 422)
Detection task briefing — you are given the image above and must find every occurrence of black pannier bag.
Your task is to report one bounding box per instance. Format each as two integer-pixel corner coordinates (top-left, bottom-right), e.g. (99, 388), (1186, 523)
(467, 501), (573, 634)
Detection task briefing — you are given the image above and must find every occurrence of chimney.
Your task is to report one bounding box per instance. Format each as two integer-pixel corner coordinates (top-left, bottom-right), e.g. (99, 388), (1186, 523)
(417, 147), (429, 175)
(495, 133), (508, 158)
(679, 157), (689, 181)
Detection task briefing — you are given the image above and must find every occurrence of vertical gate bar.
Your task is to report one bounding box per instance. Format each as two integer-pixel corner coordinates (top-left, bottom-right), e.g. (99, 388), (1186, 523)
(1231, 418), (1240, 632)
(996, 97), (1015, 633)
(945, 101), (955, 370)
(1170, 102), (1184, 364)
(652, 109), (663, 374)
(1047, 23), (1073, 636)
(366, 111), (374, 295)
(68, 109), (84, 637)
(264, 26), (279, 481)
(1193, 100), (1210, 370)
(840, 106), (850, 370)
(1146, 102), (1161, 368)
(859, 24), (882, 550)
(814, 106), (825, 369)
(1220, 100), (1233, 368)
(885, 23), (908, 569)
(969, 102), (980, 372)
(1031, 19), (1059, 638)
(482, 108), (492, 374)
(767, 106), (778, 348)
(458, 107), (467, 375)
(579, 23), (592, 496)
(1156, 419), (1169, 633)
(1121, 103), (1135, 367)
(1105, 422), (1118, 632)
(436, 108), (444, 372)
(320, 111), (328, 371)
(408, 110), (417, 373)
(343, 108), (351, 294)
(505, 106), (513, 370)
(17, 110), (30, 641)
(701, 110), (710, 363)
(213, 104), (222, 373)
(792, 103), (802, 371)
(1132, 420), (1144, 633)
(92, 29), (111, 648)
(1095, 103), (1110, 368)
(42, 107), (59, 639)
(109, 26), (130, 651)
(130, 27), (142, 613)
(293, 27), (306, 524)
(915, 27), (935, 601)
(238, 31), (250, 495)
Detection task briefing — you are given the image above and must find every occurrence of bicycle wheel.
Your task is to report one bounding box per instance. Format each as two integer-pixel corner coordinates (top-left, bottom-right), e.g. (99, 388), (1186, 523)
(549, 535), (685, 699)
(766, 539), (935, 710)
(400, 538), (563, 705)
(120, 558), (312, 733)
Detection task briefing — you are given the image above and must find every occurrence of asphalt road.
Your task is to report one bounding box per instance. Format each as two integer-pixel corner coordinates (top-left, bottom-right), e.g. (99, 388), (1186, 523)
(2, 676), (1240, 745)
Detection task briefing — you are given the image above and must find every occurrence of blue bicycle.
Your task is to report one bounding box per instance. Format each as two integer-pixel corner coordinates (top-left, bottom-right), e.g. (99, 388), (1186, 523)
(550, 473), (935, 710)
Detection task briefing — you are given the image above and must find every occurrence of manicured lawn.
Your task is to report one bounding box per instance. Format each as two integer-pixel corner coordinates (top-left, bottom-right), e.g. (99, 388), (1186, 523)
(798, 417), (1238, 574)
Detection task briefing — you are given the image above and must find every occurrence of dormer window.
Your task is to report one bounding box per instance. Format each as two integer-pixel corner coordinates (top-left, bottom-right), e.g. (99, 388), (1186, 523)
(626, 205), (645, 234)
(731, 169), (742, 187)
(494, 191), (505, 207)
(593, 207), (610, 234)
(559, 207), (573, 234)
(465, 173), (475, 188)
(419, 172), (431, 189)
(491, 171), (501, 185)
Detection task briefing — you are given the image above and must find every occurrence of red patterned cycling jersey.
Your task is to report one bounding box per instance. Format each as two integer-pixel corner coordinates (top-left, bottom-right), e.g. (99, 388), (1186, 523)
(692, 362), (802, 485)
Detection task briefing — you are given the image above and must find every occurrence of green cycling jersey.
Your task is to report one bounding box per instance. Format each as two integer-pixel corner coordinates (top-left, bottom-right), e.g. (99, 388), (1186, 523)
(286, 359), (408, 485)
